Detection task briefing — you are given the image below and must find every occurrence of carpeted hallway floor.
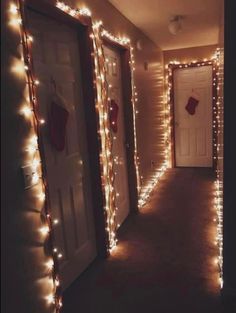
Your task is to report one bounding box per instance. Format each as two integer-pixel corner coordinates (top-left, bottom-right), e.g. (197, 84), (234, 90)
(62, 168), (225, 313)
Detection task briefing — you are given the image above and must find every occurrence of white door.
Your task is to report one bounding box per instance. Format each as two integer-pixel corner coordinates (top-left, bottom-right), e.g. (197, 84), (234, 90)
(174, 66), (213, 167)
(28, 10), (97, 289)
(103, 46), (130, 227)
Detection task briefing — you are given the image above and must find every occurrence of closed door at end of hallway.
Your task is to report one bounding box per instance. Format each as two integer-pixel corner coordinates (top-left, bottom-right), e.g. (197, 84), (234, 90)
(174, 65), (213, 167)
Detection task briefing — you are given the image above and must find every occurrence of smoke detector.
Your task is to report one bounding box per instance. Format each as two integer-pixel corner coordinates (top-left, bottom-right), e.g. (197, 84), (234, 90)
(168, 16), (183, 35)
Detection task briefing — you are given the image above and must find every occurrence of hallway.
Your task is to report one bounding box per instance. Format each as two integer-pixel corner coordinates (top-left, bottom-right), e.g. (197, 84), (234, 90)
(62, 168), (224, 313)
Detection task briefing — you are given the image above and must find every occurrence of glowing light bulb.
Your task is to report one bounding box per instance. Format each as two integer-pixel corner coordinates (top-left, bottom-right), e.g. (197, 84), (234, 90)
(219, 277), (223, 288)
(9, 16), (22, 27)
(58, 299), (63, 307)
(38, 192), (45, 202)
(30, 135), (38, 145)
(39, 226), (49, 236)
(27, 35), (33, 42)
(34, 79), (40, 85)
(32, 172), (39, 184)
(32, 158), (40, 169)
(55, 278), (60, 287)
(46, 294), (55, 304)
(27, 144), (37, 154)
(46, 259), (54, 270)
(79, 7), (91, 16)
(9, 3), (18, 14)
(20, 106), (32, 118)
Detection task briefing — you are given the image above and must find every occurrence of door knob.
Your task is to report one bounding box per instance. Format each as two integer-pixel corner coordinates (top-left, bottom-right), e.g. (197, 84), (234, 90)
(175, 121), (179, 127)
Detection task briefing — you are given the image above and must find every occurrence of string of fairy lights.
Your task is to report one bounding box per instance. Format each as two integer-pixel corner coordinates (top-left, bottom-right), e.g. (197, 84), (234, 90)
(9, 1), (224, 312)
(138, 163), (169, 208)
(9, 0), (148, 310)
(55, 2), (118, 251)
(137, 69), (171, 208)
(166, 50), (224, 288)
(214, 47), (224, 288)
(91, 22), (119, 252)
(55, 1), (144, 252)
(99, 28), (170, 210)
(9, 1), (63, 311)
(99, 27), (142, 193)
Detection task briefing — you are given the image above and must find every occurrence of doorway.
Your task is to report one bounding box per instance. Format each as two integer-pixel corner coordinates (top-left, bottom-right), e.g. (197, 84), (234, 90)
(173, 65), (213, 167)
(103, 45), (130, 227)
(27, 9), (97, 290)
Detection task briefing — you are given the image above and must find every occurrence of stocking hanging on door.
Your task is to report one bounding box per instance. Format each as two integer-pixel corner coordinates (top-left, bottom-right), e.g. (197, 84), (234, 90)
(109, 99), (119, 133)
(185, 96), (199, 115)
(48, 91), (70, 151)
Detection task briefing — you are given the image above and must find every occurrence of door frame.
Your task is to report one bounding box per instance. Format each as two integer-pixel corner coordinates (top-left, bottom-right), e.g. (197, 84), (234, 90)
(101, 37), (139, 218)
(24, 0), (108, 257)
(167, 61), (218, 169)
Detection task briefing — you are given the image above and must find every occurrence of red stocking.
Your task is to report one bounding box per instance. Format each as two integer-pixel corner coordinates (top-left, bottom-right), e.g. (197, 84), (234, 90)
(185, 96), (199, 115)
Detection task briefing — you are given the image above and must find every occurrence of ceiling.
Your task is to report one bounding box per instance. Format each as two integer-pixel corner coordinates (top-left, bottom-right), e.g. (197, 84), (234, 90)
(108, 0), (223, 50)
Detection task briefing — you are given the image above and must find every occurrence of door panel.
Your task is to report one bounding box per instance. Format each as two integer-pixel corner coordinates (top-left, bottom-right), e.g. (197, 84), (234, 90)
(28, 10), (97, 290)
(179, 128), (190, 156)
(174, 66), (212, 167)
(196, 128), (206, 156)
(103, 46), (130, 227)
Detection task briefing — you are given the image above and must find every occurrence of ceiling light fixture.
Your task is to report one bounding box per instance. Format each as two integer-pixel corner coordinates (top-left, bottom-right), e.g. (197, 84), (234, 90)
(168, 15), (183, 35)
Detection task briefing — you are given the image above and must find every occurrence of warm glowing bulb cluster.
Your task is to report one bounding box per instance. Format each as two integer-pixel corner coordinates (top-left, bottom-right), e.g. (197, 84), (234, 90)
(213, 47), (224, 288)
(56, 1), (91, 17)
(55, 2), (142, 252)
(128, 44), (142, 194)
(138, 164), (168, 208)
(100, 29), (131, 46)
(91, 22), (118, 252)
(8, 1), (75, 311)
(137, 65), (172, 208)
(99, 27), (143, 205)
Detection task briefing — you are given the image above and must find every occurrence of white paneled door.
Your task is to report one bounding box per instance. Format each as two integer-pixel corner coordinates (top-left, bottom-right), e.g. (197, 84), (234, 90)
(174, 66), (213, 167)
(28, 10), (97, 289)
(103, 46), (130, 227)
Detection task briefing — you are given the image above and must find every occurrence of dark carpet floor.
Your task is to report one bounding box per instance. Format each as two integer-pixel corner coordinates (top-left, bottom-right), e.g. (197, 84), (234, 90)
(62, 168), (225, 313)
